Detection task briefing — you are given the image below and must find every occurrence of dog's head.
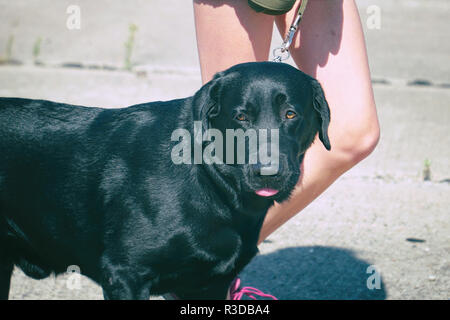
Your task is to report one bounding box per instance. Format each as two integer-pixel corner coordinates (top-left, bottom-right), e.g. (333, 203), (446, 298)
(193, 62), (331, 203)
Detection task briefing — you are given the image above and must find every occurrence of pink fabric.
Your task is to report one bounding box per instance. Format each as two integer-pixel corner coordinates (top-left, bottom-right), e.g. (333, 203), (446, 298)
(229, 278), (278, 300)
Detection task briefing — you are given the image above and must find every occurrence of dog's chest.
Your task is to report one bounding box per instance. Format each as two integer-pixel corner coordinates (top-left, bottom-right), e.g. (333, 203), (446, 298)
(150, 229), (258, 294)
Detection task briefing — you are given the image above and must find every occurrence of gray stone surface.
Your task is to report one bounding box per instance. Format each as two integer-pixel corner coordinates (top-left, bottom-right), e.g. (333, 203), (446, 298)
(0, 0), (448, 299)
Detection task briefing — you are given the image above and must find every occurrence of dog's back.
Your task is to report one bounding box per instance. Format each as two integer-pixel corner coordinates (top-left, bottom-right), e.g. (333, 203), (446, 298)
(0, 98), (107, 280)
(0, 98), (175, 278)
(0, 96), (193, 298)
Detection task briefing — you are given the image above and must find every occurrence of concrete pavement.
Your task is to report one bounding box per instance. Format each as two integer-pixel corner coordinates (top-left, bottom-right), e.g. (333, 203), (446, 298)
(0, 0), (448, 299)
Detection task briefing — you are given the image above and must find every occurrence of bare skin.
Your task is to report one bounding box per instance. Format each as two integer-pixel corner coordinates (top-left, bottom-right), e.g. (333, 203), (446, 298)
(193, 0), (380, 245)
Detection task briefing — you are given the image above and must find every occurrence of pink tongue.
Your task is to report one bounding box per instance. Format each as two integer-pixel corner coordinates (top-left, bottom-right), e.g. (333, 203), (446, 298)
(255, 188), (279, 197)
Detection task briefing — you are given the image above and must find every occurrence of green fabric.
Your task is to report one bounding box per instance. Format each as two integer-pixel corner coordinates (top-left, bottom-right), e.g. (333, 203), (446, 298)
(248, 0), (296, 15)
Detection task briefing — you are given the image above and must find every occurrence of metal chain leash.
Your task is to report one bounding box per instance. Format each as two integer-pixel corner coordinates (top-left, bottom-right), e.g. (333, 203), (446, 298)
(272, 0), (308, 62)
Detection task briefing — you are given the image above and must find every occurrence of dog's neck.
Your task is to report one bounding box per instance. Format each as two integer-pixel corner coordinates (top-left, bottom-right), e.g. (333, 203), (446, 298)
(198, 161), (273, 221)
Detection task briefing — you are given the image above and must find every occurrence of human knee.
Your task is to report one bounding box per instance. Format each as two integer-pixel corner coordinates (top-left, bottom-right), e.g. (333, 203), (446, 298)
(337, 118), (380, 167)
(325, 99), (380, 170)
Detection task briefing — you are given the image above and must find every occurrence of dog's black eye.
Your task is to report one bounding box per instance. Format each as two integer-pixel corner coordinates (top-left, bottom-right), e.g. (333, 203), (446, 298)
(235, 113), (248, 121)
(285, 110), (297, 119)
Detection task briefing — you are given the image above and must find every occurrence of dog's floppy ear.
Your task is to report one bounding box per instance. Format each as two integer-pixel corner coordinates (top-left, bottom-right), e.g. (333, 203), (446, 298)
(311, 79), (331, 150)
(192, 71), (225, 131)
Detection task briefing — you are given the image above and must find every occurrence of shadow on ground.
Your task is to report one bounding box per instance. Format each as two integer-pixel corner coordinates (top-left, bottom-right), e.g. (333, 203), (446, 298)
(239, 246), (387, 300)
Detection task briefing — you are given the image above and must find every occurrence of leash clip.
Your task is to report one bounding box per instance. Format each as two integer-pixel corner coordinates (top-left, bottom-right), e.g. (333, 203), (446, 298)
(272, 46), (291, 62)
(284, 24), (298, 51)
(271, 0), (308, 63)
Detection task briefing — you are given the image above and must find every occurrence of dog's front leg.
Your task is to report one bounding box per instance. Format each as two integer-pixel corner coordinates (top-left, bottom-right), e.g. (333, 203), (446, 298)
(102, 281), (150, 300)
(0, 254), (13, 300)
(100, 263), (151, 300)
(176, 278), (233, 300)
(101, 276), (151, 300)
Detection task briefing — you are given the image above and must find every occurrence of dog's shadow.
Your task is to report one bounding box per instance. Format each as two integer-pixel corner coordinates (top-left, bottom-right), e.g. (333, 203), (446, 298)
(239, 246), (387, 300)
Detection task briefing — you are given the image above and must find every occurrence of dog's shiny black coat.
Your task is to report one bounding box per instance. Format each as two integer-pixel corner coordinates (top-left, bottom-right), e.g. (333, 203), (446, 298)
(0, 62), (330, 299)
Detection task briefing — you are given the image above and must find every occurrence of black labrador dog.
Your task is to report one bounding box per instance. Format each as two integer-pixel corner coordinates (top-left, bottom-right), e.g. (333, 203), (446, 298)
(0, 62), (330, 300)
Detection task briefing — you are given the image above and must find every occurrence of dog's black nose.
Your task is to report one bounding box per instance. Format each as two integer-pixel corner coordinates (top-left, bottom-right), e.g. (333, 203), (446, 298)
(250, 163), (278, 176)
(250, 163), (262, 176)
